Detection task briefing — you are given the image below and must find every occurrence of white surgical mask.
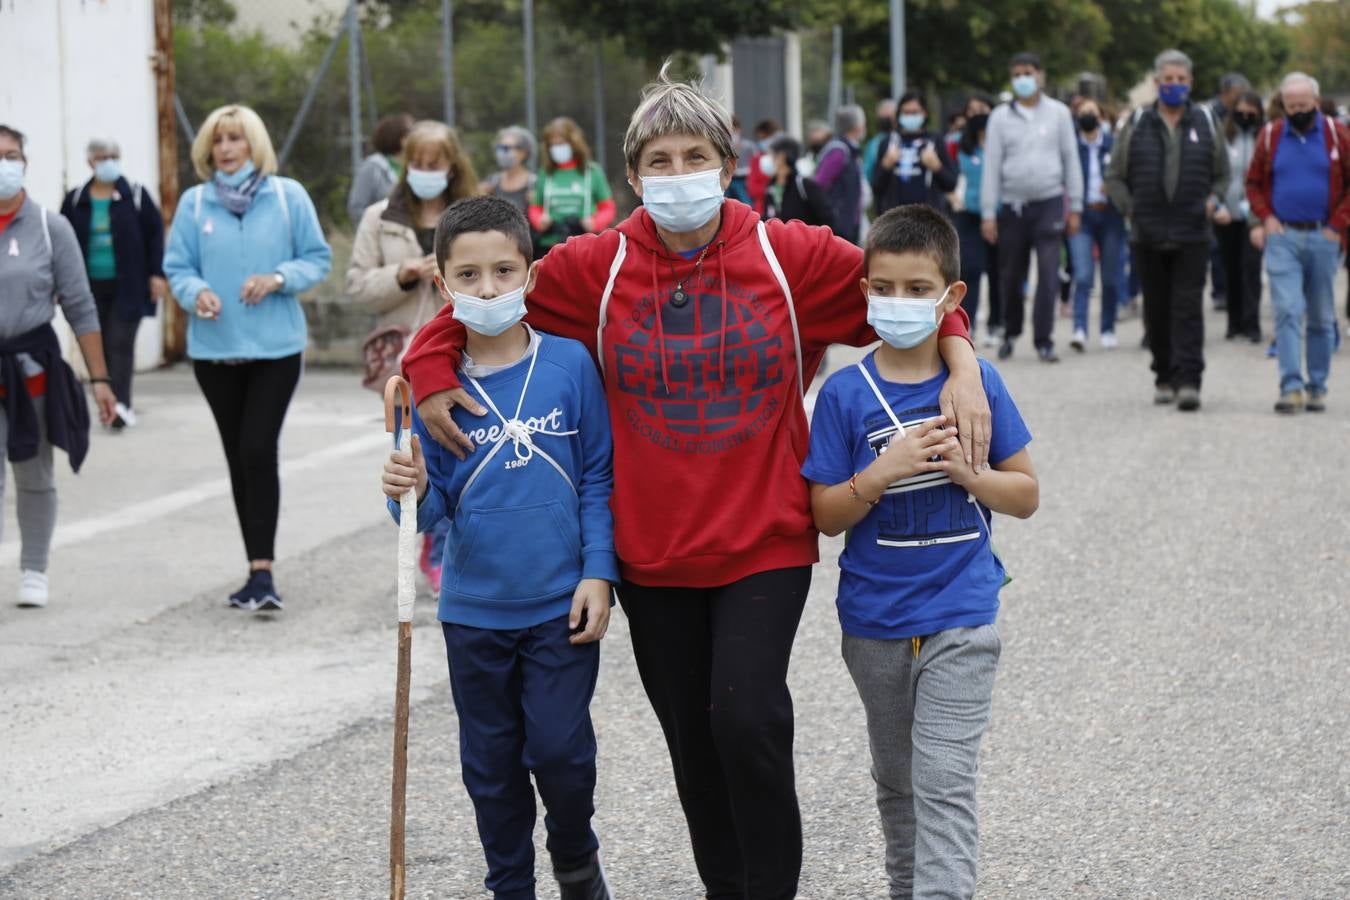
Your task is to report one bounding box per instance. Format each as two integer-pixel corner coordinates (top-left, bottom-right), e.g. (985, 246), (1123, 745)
(867, 287), (951, 349)
(1012, 74), (1039, 99)
(640, 168), (724, 233)
(94, 159), (122, 184)
(758, 154), (778, 177)
(451, 285), (528, 337)
(0, 159), (24, 200)
(407, 167), (449, 200)
(549, 143), (574, 165)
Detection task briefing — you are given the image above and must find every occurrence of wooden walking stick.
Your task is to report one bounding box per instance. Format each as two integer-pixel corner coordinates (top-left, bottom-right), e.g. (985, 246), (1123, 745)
(384, 376), (416, 900)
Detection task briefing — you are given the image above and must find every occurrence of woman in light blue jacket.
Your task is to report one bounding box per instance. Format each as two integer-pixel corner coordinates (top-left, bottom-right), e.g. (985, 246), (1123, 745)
(164, 104), (331, 612)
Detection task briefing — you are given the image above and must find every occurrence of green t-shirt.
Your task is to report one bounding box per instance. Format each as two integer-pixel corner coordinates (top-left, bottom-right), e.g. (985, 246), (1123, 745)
(534, 163), (611, 247)
(87, 197), (116, 280)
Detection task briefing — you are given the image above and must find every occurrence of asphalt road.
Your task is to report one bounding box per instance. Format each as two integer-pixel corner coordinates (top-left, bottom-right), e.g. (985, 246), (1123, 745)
(2, 292), (1348, 898)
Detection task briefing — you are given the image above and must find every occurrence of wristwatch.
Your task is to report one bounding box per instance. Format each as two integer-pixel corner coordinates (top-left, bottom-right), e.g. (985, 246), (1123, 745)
(272, 272), (285, 290)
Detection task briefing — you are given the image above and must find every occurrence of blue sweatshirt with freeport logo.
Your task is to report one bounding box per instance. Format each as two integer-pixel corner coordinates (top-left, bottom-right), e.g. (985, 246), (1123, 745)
(388, 329), (619, 629)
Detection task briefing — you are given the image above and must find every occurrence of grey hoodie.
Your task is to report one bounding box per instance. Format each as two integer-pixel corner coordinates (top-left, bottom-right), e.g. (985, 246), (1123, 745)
(980, 95), (1085, 218)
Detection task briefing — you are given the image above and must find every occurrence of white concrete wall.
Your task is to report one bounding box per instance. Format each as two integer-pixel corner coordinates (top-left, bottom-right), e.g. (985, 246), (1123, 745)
(0, 0), (165, 373)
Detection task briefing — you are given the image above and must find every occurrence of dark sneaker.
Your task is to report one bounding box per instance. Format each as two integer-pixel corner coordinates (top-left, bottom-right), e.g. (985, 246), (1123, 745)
(228, 574), (258, 611)
(555, 853), (613, 900)
(1306, 391), (1327, 413)
(1176, 386), (1201, 411)
(1036, 345), (1060, 363)
(998, 338), (1014, 360)
(251, 570), (283, 611)
(1274, 390), (1305, 414)
(1154, 384), (1176, 405)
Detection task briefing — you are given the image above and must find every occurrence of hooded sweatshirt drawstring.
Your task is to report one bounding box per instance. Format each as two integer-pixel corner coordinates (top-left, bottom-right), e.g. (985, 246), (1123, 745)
(647, 240), (729, 395)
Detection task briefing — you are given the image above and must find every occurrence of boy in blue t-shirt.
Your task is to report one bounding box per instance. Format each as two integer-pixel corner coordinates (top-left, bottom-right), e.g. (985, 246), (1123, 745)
(381, 196), (617, 900)
(802, 204), (1038, 898)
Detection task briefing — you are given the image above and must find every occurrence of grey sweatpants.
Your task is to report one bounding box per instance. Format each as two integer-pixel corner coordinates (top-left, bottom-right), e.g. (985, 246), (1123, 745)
(842, 624), (1001, 900)
(0, 396), (58, 572)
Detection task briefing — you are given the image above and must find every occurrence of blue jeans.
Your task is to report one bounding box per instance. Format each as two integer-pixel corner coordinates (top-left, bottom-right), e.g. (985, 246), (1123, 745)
(1266, 229), (1343, 395)
(1069, 207), (1124, 334)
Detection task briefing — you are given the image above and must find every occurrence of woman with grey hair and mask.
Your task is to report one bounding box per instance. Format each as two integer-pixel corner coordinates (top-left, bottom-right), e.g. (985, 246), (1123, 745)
(0, 124), (118, 608)
(481, 124), (537, 214)
(399, 64), (993, 896)
(60, 137), (167, 430)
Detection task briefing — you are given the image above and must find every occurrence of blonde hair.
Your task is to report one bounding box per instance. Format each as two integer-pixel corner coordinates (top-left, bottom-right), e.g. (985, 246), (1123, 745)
(541, 117), (593, 174)
(389, 120), (479, 210)
(191, 104), (278, 181)
(623, 61), (736, 173)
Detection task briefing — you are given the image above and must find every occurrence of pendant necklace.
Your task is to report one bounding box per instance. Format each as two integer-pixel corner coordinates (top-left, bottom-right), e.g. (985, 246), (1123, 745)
(670, 242), (714, 308)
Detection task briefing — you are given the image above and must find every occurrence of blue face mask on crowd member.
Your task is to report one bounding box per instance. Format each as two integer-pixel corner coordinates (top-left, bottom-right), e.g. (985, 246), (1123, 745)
(549, 143), (573, 165)
(640, 167), (724, 233)
(1012, 74), (1039, 99)
(0, 159), (24, 200)
(899, 113), (926, 133)
(94, 159), (122, 184)
(1158, 83), (1191, 108)
(407, 167), (449, 200)
(867, 287), (951, 349)
(215, 159), (256, 188)
(450, 285), (528, 337)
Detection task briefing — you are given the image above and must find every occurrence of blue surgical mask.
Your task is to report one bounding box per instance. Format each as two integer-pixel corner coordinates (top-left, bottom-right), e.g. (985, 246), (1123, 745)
(407, 167), (449, 200)
(94, 160), (122, 184)
(1158, 83), (1191, 108)
(549, 143), (574, 165)
(0, 159), (24, 200)
(899, 113), (926, 133)
(641, 168), (724, 233)
(215, 160), (256, 188)
(451, 285), (528, 337)
(1012, 75), (1039, 99)
(868, 287), (951, 349)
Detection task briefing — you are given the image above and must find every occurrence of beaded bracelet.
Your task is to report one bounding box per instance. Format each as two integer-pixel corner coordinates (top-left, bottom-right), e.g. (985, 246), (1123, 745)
(849, 473), (878, 507)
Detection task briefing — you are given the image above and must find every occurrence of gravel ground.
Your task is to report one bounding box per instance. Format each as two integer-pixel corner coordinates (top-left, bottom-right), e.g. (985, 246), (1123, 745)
(3, 302), (1349, 899)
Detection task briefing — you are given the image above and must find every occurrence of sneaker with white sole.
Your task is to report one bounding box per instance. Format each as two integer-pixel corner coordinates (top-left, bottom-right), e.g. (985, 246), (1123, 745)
(555, 852), (613, 900)
(114, 402), (137, 428)
(17, 570), (49, 607)
(1100, 331), (1118, 349)
(1070, 328), (1087, 352)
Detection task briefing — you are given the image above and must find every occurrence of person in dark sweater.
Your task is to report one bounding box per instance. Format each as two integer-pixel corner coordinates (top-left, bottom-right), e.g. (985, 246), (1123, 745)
(60, 136), (166, 429)
(1107, 49), (1230, 412)
(870, 89), (958, 217)
(760, 136), (835, 230)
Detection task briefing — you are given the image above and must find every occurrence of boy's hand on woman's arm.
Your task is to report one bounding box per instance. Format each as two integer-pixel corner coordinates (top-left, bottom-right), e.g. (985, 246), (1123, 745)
(569, 579), (612, 645)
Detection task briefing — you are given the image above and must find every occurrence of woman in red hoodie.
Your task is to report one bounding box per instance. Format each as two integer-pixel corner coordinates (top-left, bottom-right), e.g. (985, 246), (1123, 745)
(403, 66), (992, 898)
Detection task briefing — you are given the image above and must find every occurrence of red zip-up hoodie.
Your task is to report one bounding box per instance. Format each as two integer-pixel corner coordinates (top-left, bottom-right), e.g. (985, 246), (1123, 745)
(403, 199), (971, 587)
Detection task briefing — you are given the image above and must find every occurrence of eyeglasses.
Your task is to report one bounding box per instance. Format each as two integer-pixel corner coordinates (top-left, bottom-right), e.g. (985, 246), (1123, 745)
(494, 144), (521, 153)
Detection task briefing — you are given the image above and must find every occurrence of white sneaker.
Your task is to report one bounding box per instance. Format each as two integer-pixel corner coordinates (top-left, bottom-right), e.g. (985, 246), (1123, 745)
(1071, 328), (1087, 352)
(17, 570), (48, 607)
(114, 402), (137, 428)
(982, 330), (1002, 349)
(1100, 332), (1118, 349)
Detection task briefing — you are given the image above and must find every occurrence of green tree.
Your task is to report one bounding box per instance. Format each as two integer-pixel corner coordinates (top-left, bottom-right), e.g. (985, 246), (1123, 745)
(546, 0), (797, 64)
(1281, 0), (1350, 95)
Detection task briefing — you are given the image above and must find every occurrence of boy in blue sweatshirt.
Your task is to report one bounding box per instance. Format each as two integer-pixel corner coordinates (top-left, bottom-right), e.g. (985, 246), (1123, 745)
(802, 205), (1039, 899)
(381, 196), (617, 900)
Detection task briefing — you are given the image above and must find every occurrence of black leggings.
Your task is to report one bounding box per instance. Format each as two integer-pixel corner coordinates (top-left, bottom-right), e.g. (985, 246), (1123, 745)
(618, 566), (811, 900)
(193, 354), (302, 561)
(90, 279), (142, 407)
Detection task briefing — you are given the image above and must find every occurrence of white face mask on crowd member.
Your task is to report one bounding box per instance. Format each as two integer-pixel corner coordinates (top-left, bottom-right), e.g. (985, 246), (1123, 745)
(549, 143), (574, 166)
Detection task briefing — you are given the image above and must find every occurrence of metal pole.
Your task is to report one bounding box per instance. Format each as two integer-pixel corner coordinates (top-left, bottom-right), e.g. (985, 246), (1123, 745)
(361, 25), (378, 130)
(890, 0), (906, 98)
(828, 25), (842, 120)
(154, 0), (186, 363)
(347, 0), (363, 176)
(441, 0), (455, 126)
(523, 0), (537, 137)
(278, 10), (347, 168)
(593, 43), (606, 171)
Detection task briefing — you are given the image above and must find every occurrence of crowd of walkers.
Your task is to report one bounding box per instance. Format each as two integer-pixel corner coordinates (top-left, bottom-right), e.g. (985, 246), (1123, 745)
(2, 42), (1347, 900)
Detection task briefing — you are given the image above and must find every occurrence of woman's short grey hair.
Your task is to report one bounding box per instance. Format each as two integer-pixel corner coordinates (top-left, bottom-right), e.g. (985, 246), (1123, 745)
(623, 61), (736, 172)
(1280, 71), (1320, 99)
(1154, 49), (1193, 76)
(86, 137), (121, 159)
(836, 104), (865, 135)
(497, 125), (537, 167)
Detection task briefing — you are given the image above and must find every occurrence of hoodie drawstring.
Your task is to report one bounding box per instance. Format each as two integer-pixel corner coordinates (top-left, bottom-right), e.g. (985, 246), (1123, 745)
(649, 253), (672, 395)
(716, 247), (727, 383)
